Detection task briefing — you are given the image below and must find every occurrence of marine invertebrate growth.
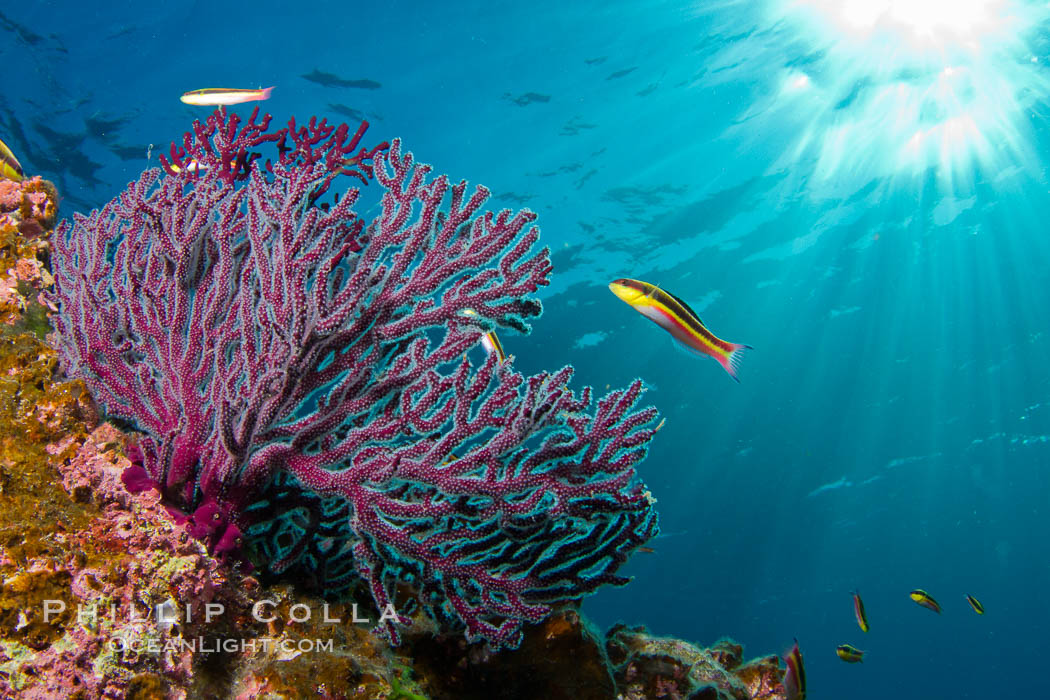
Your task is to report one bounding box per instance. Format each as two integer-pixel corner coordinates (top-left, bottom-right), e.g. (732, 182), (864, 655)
(48, 108), (660, 648)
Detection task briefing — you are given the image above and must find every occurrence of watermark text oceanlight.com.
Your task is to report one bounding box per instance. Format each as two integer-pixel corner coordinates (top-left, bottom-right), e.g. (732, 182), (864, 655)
(110, 636), (335, 654)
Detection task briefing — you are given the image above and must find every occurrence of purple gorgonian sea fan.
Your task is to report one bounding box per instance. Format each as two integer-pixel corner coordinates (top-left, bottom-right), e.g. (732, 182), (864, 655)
(48, 107), (661, 648)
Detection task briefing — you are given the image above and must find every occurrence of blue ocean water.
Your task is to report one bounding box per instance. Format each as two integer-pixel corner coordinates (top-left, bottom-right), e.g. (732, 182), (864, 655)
(5, 1), (1050, 697)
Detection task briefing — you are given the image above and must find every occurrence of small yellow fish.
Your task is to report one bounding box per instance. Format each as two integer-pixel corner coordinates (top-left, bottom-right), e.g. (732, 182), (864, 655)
(608, 278), (751, 381)
(179, 87), (274, 106)
(910, 589), (941, 614)
(966, 594), (984, 615)
(836, 644), (865, 663)
(0, 137), (24, 182)
(852, 590), (869, 633)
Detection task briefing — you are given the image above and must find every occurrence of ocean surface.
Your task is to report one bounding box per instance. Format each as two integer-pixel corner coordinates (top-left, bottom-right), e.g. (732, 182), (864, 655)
(5, 1), (1050, 697)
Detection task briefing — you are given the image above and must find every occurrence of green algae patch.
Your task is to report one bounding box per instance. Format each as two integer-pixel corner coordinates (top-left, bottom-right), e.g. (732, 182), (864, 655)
(388, 661), (429, 700)
(7, 280), (51, 339)
(153, 554), (199, 585)
(0, 638), (37, 691)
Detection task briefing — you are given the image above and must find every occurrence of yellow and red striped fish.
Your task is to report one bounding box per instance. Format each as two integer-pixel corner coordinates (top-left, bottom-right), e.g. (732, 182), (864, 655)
(0, 136), (24, 182)
(852, 590), (869, 632)
(608, 278), (751, 381)
(836, 644), (865, 663)
(783, 638), (806, 699)
(179, 86), (274, 106)
(910, 589), (941, 614)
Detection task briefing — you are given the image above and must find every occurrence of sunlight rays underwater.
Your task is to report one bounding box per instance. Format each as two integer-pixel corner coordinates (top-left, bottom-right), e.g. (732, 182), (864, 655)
(695, 0), (1050, 197)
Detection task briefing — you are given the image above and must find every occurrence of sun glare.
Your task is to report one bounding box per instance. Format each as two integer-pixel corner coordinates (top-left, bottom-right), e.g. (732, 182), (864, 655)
(705, 0), (1050, 193)
(832, 0), (1000, 42)
(791, 0), (1048, 188)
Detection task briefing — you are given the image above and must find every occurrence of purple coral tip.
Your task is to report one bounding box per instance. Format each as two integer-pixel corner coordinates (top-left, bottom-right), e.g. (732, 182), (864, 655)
(190, 500), (223, 536)
(163, 505), (191, 527)
(213, 523), (243, 555)
(120, 465), (156, 494)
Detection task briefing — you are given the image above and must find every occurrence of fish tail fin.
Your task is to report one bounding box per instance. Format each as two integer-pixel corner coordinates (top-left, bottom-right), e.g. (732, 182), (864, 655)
(719, 343), (752, 382)
(260, 86), (275, 100)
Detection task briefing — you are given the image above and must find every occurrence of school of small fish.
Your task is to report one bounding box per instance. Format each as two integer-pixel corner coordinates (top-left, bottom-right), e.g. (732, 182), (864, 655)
(774, 588), (986, 698)
(831, 591), (982, 668)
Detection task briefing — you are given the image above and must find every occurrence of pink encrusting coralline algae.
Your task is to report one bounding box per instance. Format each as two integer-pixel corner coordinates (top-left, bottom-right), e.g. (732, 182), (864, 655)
(23, 426), (256, 698)
(48, 107), (662, 649)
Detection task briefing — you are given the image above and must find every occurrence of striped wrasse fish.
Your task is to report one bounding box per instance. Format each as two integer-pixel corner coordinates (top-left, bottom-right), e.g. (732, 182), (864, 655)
(0, 136), (24, 182)
(836, 644), (865, 663)
(852, 590), (869, 632)
(783, 638), (806, 699)
(608, 278), (751, 381)
(179, 86), (274, 106)
(909, 589), (941, 614)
